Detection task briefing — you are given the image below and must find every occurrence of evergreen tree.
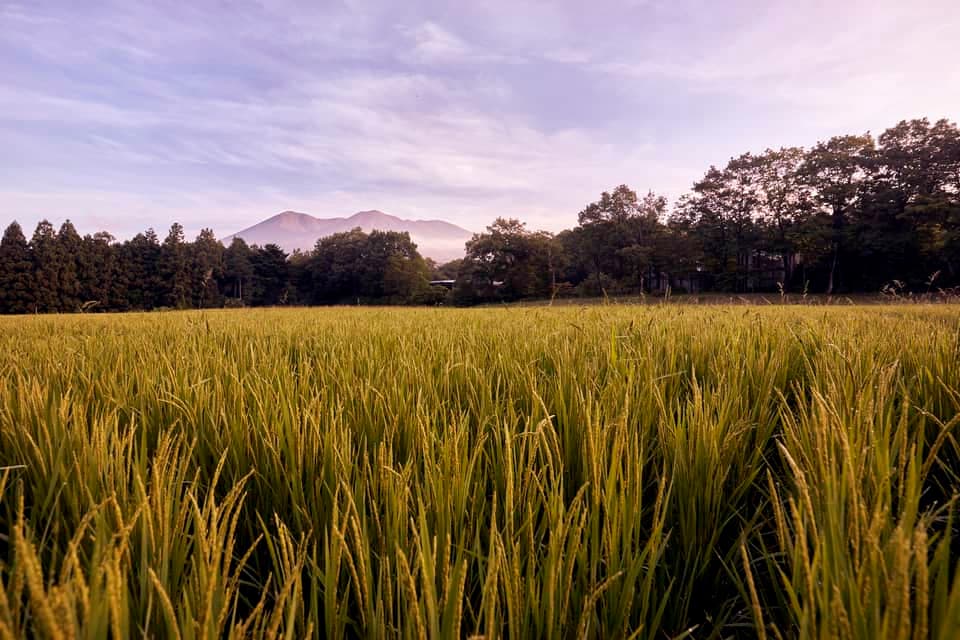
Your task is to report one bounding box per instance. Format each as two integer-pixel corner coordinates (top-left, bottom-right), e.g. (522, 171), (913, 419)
(191, 228), (224, 308)
(250, 243), (289, 306)
(57, 220), (84, 311)
(29, 220), (61, 312)
(79, 232), (117, 310)
(159, 223), (191, 308)
(222, 238), (254, 304)
(0, 222), (35, 313)
(117, 229), (162, 310)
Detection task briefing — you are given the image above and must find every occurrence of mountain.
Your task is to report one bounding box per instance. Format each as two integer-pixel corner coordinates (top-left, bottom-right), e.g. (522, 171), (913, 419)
(223, 210), (473, 263)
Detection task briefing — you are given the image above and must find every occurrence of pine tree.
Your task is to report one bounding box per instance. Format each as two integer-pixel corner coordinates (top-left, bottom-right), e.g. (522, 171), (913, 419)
(159, 223), (191, 308)
(79, 232), (117, 310)
(118, 229), (162, 310)
(222, 237), (254, 303)
(57, 220), (83, 311)
(191, 228), (224, 308)
(29, 220), (61, 312)
(0, 222), (36, 313)
(251, 243), (289, 305)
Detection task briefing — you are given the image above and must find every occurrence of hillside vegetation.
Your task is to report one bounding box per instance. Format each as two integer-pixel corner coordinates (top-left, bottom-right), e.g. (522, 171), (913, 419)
(1, 306), (959, 638)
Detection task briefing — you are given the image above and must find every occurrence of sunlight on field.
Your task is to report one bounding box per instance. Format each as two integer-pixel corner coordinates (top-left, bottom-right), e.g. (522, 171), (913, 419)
(1, 306), (959, 638)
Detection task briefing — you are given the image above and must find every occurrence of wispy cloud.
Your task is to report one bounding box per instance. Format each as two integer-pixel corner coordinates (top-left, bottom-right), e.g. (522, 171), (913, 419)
(1, 0), (958, 242)
(404, 22), (473, 63)
(401, 21), (523, 65)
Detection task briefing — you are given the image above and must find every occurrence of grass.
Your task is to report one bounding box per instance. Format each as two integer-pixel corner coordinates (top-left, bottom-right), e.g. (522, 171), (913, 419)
(0, 305), (958, 638)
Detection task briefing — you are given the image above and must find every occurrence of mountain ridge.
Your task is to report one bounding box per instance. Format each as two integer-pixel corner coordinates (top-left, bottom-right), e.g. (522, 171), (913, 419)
(224, 210), (473, 263)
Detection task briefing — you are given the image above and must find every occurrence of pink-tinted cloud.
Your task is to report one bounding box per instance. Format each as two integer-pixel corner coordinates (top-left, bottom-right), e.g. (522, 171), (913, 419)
(1, 0), (957, 241)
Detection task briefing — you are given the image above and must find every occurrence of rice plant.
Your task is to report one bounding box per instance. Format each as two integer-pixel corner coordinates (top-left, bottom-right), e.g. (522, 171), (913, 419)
(0, 305), (958, 638)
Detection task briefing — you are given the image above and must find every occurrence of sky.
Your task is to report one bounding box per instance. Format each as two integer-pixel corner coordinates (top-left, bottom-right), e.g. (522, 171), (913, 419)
(2, 0), (959, 239)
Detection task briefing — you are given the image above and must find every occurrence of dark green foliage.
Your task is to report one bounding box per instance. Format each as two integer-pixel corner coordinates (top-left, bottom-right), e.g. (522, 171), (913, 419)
(118, 229), (162, 310)
(0, 222), (34, 314)
(222, 237), (254, 304)
(306, 227), (431, 304)
(191, 228), (224, 308)
(458, 218), (558, 302)
(563, 118), (960, 296)
(250, 243), (289, 306)
(29, 220), (61, 312)
(160, 223), (191, 309)
(56, 220), (83, 311)
(79, 232), (118, 310)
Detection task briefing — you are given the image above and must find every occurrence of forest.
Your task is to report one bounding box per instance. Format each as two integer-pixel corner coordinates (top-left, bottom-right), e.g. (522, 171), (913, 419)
(1, 117), (958, 313)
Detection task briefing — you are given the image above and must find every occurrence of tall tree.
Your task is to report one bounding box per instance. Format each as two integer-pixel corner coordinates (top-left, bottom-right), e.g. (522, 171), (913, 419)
(159, 223), (191, 308)
(921, 118), (960, 281)
(78, 232), (117, 310)
(380, 240), (432, 302)
(191, 228), (224, 308)
(57, 220), (84, 311)
(308, 228), (368, 303)
(250, 244), (290, 306)
(0, 222), (35, 314)
(117, 229), (162, 310)
(799, 134), (875, 293)
(751, 147), (815, 289)
(459, 218), (557, 301)
(307, 228), (431, 304)
(222, 237), (254, 303)
(29, 220), (61, 312)
(866, 118), (960, 286)
(575, 185), (670, 292)
(286, 250), (312, 305)
(673, 160), (762, 291)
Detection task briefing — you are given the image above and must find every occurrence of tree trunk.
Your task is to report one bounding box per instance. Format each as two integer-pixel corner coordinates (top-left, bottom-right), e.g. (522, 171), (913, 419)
(828, 201), (845, 296)
(782, 253), (793, 290)
(826, 245), (838, 295)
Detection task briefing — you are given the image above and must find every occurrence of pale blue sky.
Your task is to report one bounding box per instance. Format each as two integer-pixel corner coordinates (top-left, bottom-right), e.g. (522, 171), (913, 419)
(2, 0), (958, 239)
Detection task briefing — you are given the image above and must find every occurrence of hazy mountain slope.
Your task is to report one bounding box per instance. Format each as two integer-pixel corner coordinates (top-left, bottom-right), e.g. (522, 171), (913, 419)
(224, 210), (472, 262)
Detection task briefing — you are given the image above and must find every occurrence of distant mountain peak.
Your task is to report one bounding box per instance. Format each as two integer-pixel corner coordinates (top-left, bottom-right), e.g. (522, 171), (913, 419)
(224, 210), (472, 263)
(262, 211), (323, 233)
(348, 210), (397, 223)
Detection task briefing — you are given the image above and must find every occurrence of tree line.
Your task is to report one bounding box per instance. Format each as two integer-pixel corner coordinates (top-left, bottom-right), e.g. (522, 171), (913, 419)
(0, 222), (446, 313)
(455, 117), (960, 302)
(1, 117), (959, 313)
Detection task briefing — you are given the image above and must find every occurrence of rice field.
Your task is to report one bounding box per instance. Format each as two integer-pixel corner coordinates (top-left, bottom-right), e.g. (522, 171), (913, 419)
(1, 305), (959, 639)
